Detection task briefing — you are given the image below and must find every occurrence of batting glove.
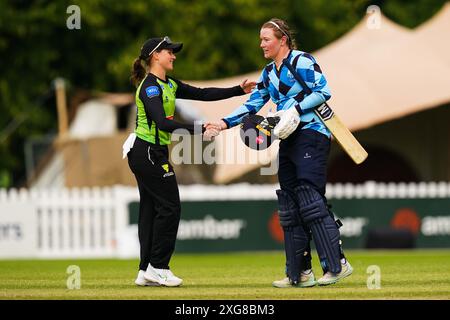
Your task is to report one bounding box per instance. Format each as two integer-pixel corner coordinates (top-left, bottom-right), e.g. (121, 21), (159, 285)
(274, 107), (300, 139)
(267, 109), (285, 118)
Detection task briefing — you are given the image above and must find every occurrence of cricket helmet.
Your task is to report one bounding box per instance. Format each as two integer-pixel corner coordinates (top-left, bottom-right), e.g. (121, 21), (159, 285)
(239, 114), (280, 150)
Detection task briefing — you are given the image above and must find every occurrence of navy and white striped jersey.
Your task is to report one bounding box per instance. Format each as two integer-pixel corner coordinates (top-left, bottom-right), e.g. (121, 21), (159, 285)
(222, 50), (332, 137)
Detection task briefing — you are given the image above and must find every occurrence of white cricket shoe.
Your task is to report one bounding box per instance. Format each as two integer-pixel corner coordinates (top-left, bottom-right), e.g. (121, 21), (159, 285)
(317, 260), (354, 286)
(317, 272), (339, 286)
(299, 269), (317, 287)
(135, 270), (160, 287)
(144, 264), (183, 287)
(272, 277), (291, 288)
(337, 260), (353, 280)
(272, 270), (317, 288)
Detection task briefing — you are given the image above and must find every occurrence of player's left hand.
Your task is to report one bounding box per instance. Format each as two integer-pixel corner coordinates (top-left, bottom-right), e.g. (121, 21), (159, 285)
(240, 79), (257, 93)
(274, 107), (300, 139)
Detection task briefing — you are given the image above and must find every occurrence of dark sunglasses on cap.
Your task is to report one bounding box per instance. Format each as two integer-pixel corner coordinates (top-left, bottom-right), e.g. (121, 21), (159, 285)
(148, 36), (172, 56)
(140, 36), (183, 60)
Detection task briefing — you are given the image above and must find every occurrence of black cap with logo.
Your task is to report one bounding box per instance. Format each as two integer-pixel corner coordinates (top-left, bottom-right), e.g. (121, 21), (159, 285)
(139, 36), (183, 59)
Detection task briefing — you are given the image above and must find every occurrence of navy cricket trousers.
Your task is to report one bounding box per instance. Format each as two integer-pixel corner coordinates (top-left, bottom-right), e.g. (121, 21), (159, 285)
(278, 128), (330, 197)
(277, 128), (331, 271)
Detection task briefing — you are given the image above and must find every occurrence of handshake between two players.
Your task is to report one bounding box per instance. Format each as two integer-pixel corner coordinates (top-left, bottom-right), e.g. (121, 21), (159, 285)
(203, 108), (298, 149)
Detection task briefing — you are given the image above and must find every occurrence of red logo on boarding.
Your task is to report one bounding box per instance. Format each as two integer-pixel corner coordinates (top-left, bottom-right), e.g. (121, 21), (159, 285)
(391, 208), (421, 235)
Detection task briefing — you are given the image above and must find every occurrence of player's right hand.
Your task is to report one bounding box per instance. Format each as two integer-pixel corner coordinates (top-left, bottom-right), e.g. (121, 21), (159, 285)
(203, 127), (220, 141)
(274, 107), (300, 139)
(204, 120), (227, 131)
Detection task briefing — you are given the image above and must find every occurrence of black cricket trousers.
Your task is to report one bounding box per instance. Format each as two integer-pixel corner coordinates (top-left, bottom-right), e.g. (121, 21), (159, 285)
(127, 137), (181, 271)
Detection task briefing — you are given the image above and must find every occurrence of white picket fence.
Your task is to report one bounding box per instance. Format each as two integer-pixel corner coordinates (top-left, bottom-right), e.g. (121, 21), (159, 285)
(35, 188), (119, 258)
(0, 186), (136, 259)
(1, 182), (450, 259)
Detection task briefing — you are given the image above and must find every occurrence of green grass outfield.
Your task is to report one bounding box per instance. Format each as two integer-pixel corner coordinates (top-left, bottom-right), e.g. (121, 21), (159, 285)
(1, 249), (449, 300)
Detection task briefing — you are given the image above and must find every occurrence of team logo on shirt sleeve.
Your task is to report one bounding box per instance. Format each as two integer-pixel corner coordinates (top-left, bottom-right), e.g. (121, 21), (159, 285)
(145, 86), (160, 98)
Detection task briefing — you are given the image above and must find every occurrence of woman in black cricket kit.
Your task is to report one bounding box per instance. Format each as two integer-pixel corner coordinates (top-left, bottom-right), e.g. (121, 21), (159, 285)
(125, 36), (255, 287)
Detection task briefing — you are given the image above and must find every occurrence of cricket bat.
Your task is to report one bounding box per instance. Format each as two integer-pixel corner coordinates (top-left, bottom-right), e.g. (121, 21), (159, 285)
(283, 57), (368, 165)
(315, 103), (368, 164)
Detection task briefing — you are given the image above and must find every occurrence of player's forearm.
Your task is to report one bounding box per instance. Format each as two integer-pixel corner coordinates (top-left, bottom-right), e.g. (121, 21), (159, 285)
(222, 106), (252, 128)
(223, 94), (268, 127)
(299, 92), (327, 112)
(193, 85), (245, 101)
(178, 83), (244, 101)
(156, 119), (198, 134)
(145, 102), (202, 134)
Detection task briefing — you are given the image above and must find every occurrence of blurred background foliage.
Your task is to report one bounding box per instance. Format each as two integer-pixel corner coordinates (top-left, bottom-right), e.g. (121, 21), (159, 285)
(0, 0), (447, 187)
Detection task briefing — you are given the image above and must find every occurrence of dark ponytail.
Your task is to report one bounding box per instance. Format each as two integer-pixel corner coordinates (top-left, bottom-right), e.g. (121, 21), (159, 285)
(130, 57), (146, 87)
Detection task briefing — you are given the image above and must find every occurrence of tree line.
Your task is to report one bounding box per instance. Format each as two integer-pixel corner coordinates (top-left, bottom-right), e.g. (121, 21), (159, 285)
(0, 0), (446, 187)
